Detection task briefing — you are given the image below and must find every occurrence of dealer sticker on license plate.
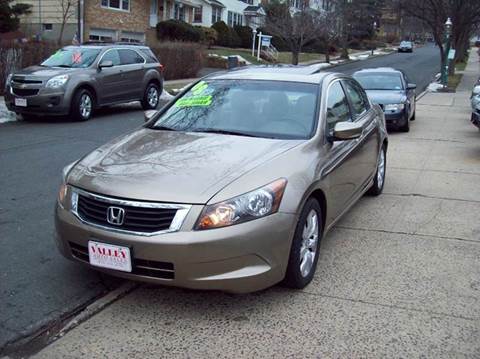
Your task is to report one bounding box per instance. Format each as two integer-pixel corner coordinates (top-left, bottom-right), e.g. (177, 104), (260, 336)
(15, 98), (27, 107)
(88, 241), (132, 272)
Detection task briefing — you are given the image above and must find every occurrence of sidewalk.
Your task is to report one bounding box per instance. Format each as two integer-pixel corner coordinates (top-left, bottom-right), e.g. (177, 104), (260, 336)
(30, 51), (480, 359)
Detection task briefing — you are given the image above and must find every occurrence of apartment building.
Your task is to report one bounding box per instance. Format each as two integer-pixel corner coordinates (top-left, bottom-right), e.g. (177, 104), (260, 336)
(17, 0), (265, 44)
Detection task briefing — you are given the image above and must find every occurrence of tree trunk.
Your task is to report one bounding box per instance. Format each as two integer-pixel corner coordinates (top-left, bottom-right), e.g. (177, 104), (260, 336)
(58, 21), (66, 45)
(325, 47), (330, 63)
(291, 49), (300, 65)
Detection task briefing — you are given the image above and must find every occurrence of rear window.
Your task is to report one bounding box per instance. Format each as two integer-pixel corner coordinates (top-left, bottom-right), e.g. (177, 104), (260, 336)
(139, 48), (159, 64)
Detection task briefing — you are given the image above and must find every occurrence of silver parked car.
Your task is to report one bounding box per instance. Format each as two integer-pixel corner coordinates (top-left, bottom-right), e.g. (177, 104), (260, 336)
(55, 67), (388, 293)
(4, 43), (163, 121)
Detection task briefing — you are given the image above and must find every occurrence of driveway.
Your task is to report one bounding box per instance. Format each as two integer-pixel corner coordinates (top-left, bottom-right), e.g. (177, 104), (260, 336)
(31, 54), (480, 357)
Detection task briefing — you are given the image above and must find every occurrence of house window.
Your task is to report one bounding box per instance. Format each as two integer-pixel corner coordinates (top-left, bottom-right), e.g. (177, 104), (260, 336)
(228, 11), (243, 26)
(211, 7), (222, 24)
(89, 28), (116, 42)
(193, 6), (202, 23)
(101, 0), (129, 11)
(120, 31), (145, 43)
(174, 3), (185, 21)
(43, 23), (53, 31)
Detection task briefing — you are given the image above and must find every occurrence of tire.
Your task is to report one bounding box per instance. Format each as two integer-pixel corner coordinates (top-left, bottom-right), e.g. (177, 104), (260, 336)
(71, 88), (94, 121)
(283, 198), (323, 289)
(399, 113), (410, 132)
(141, 82), (160, 110)
(410, 110), (416, 121)
(367, 145), (386, 196)
(21, 113), (37, 121)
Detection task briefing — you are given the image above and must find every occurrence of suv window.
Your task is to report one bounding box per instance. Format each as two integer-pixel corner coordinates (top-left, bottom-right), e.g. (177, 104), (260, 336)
(101, 49), (120, 66)
(118, 49), (144, 65)
(326, 81), (351, 132)
(343, 80), (369, 118)
(139, 48), (159, 63)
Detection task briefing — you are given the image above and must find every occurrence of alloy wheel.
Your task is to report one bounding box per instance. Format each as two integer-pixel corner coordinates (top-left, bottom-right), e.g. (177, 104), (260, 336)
(300, 209), (319, 277)
(147, 87), (159, 108)
(79, 94), (92, 119)
(377, 149), (385, 189)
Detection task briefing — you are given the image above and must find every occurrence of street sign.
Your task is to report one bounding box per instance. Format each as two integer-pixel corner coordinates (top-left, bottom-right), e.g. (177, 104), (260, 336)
(448, 49), (456, 60)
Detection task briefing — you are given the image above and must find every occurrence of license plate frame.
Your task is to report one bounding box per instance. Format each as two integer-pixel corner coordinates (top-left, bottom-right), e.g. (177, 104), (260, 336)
(88, 240), (132, 273)
(15, 98), (27, 107)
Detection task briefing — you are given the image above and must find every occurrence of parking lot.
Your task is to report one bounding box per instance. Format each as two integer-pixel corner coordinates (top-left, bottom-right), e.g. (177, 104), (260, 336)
(2, 45), (480, 357)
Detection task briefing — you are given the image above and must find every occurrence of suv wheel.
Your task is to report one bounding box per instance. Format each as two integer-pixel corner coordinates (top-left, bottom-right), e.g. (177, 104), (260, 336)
(283, 198), (323, 289)
(72, 89), (94, 121)
(142, 83), (160, 110)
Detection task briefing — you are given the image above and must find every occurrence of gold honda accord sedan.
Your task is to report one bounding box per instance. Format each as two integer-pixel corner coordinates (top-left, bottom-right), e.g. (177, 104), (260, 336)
(55, 67), (388, 293)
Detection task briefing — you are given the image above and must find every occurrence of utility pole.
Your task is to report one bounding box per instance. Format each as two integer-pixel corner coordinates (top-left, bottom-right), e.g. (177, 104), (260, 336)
(441, 18), (452, 88)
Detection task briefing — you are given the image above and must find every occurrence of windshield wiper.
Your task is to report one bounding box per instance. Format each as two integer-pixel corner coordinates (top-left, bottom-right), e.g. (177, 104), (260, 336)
(152, 125), (177, 131)
(193, 129), (257, 137)
(56, 65), (72, 68)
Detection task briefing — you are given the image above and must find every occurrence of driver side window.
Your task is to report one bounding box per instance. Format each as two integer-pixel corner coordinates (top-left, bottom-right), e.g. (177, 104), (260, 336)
(326, 81), (351, 133)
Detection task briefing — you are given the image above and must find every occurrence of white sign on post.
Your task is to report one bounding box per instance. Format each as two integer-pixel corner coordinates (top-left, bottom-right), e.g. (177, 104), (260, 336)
(261, 37), (271, 47)
(448, 49), (456, 60)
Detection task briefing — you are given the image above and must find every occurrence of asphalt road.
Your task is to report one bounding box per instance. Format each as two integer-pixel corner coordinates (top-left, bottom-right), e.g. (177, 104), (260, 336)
(0, 44), (441, 353)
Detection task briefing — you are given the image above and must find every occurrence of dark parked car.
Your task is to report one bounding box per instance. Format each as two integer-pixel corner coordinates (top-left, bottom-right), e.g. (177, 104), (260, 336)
(4, 42), (163, 121)
(353, 68), (416, 132)
(398, 41), (413, 53)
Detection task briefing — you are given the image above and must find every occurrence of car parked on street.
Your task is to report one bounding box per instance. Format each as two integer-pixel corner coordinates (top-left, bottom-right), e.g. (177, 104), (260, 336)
(4, 42), (163, 121)
(398, 41), (414, 53)
(353, 67), (416, 132)
(470, 82), (480, 130)
(55, 67), (388, 293)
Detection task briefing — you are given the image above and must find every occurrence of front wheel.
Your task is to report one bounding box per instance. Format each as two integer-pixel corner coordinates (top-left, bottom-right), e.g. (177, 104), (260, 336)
(399, 113), (410, 132)
(367, 145), (386, 196)
(141, 83), (160, 110)
(283, 198), (323, 289)
(71, 89), (94, 121)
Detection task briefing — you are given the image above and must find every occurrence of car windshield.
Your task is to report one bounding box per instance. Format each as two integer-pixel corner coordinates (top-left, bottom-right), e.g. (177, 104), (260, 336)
(400, 41), (411, 46)
(41, 48), (101, 68)
(354, 73), (404, 91)
(150, 80), (319, 140)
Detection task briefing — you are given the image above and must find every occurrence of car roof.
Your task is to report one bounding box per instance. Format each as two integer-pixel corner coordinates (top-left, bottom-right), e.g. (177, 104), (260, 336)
(353, 67), (402, 75)
(205, 65), (334, 84)
(62, 43), (150, 50)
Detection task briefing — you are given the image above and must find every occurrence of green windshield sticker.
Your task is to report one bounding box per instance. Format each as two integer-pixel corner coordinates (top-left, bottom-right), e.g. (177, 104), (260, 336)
(191, 81), (208, 95)
(175, 96), (212, 107)
(51, 50), (62, 58)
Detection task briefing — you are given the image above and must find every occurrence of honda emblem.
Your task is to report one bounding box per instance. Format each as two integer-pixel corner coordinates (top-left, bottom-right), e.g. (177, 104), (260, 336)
(107, 206), (125, 226)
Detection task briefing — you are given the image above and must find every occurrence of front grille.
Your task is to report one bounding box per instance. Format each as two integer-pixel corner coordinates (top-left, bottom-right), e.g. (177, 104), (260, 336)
(12, 88), (39, 96)
(77, 194), (178, 233)
(69, 242), (175, 279)
(12, 77), (43, 84)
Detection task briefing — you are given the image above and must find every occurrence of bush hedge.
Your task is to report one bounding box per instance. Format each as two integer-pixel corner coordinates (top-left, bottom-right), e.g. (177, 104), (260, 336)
(150, 42), (204, 80)
(156, 20), (201, 42)
(212, 21), (240, 48)
(233, 25), (252, 49)
(196, 26), (218, 48)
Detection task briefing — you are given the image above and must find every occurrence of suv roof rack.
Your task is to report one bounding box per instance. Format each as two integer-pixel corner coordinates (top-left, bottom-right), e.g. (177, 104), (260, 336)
(81, 41), (146, 46)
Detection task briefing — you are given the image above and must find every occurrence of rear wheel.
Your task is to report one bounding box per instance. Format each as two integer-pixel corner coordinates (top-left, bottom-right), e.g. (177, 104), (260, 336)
(367, 145), (386, 196)
(71, 89), (94, 121)
(283, 198), (323, 289)
(141, 82), (160, 110)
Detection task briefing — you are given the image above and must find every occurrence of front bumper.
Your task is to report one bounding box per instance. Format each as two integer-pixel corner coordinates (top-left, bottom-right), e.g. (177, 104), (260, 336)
(55, 203), (298, 293)
(384, 110), (407, 127)
(5, 85), (70, 116)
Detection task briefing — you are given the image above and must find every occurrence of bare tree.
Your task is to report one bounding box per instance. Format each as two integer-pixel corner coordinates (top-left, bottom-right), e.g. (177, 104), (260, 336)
(264, 0), (324, 65)
(58, 0), (78, 45)
(318, 7), (340, 63)
(400, 0), (480, 67)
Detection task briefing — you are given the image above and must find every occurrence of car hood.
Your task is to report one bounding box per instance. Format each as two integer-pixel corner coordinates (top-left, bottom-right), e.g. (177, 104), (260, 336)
(365, 90), (406, 105)
(67, 128), (303, 204)
(13, 66), (82, 80)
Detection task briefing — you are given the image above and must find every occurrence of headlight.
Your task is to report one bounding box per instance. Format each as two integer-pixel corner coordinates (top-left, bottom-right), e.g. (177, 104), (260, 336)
(58, 161), (77, 208)
(196, 178), (287, 230)
(46, 74), (69, 88)
(5, 74), (12, 87)
(384, 103), (405, 112)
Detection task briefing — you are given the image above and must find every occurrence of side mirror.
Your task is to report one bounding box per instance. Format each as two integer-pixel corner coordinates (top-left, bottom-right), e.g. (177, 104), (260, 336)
(332, 121), (363, 141)
(98, 60), (114, 69)
(144, 109), (158, 122)
(472, 85), (480, 95)
(407, 83), (417, 90)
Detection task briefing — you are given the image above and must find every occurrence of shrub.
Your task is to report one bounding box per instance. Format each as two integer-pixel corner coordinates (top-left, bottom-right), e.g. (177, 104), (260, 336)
(233, 25), (252, 49)
(150, 42), (204, 80)
(0, 40), (57, 95)
(156, 20), (201, 42)
(196, 26), (217, 48)
(211, 21), (240, 48)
